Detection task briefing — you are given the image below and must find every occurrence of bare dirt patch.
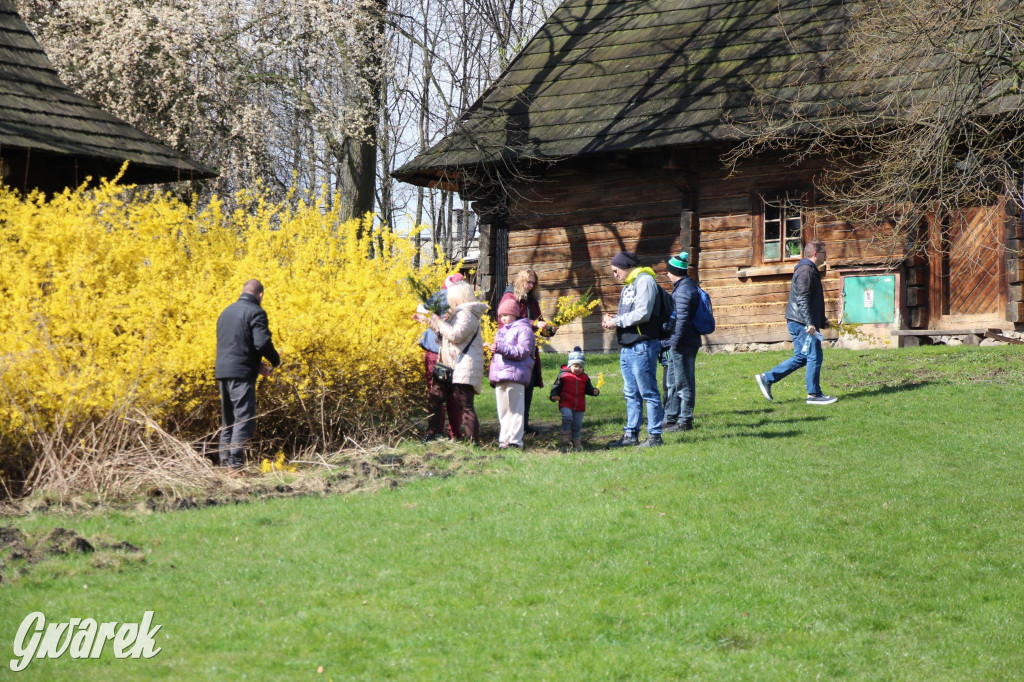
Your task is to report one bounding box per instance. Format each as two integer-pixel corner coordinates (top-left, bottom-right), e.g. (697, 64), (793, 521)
(0, 525), (144, 583)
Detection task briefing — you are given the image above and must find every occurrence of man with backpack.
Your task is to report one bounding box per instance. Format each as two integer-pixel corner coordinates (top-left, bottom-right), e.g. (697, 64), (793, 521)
(754, 239), (838, 405)
(662, 252), (703, 432)
(601, 251), (665, 447)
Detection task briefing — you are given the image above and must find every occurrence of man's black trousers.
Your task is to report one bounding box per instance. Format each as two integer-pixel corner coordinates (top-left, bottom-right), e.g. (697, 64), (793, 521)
(218, 379), (257, 468)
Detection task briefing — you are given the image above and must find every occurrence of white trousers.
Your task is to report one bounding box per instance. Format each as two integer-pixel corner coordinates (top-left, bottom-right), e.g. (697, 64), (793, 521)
(495, 382), (526, 447)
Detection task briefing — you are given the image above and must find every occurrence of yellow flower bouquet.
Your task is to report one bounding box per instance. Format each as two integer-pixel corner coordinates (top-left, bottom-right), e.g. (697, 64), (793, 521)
(552, 289), (600, 326)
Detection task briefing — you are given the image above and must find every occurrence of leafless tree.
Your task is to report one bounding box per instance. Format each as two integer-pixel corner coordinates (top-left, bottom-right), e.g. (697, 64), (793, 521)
(381, 0), (559, 262)
(727, 0), (1024, 256)
(17, 0), (558, 236)
(18, 0), (387, 213)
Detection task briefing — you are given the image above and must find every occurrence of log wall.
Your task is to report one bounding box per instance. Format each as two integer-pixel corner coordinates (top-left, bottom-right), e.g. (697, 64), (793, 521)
(497, 149), (1013, 352)
(506, 156), (685, 352)
(1002, 202), (1023, 323)
(699, 155), (841, 344)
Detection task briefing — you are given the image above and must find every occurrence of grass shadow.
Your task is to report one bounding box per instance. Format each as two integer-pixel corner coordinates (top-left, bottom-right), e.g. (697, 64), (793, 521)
(837, 381), (933, 400)
(726, 429), (807, 440)
(717, 415), (829, 428)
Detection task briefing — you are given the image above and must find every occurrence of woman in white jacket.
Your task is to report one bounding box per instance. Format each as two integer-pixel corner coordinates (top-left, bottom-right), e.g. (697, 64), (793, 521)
(414, 282), (487, 444)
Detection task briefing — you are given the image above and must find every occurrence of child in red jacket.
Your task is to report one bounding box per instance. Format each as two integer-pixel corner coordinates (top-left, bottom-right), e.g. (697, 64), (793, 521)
(549, 347), (600, 450)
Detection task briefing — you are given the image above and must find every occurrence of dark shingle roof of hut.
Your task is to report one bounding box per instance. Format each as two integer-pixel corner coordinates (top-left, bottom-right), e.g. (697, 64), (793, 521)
(394, 0), (957, 186)
(0, 0), (216, 190)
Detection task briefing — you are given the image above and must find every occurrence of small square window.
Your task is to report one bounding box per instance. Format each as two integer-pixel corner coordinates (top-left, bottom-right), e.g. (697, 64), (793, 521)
(762, 195), (803, 263)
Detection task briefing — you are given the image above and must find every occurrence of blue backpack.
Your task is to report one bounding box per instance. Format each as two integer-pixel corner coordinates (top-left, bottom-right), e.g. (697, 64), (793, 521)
(691, 286), (715, 334)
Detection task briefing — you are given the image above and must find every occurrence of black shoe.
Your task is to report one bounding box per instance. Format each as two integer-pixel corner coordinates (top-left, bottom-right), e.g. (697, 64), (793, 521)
(663, 421), (684, 433)
(636, 434), (664, 447)
(607, 434), (640, 448)
(755, 373), (773, 402)
(681, 418), (693, 431)
(420, 433), (442, 445)
(523, 426), (540, 437)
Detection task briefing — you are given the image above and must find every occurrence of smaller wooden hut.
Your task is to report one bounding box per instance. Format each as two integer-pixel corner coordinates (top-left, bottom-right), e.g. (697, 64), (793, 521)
(0, 0), (215, 193)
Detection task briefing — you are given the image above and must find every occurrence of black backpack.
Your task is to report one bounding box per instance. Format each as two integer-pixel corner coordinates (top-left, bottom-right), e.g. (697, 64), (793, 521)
(652, 284), (675, 339)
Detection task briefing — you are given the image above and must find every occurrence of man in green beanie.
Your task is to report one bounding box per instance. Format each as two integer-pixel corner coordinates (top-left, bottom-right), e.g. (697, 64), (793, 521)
(662, 252), (702, 431)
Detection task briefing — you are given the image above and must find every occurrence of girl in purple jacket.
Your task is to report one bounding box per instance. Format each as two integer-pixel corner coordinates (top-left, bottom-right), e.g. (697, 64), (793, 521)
(486, 298), (536, 449)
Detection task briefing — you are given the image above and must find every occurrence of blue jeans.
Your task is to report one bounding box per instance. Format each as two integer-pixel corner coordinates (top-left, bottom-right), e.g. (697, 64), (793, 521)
(664, 346), (697, 422)
(763, 321), (823, 395)
(559, 408), (585, 439)
(619, 338), (664, 436)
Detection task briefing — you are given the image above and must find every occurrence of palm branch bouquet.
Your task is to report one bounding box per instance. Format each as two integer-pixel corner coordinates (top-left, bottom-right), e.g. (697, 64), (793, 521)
(406, 274), (449, 316)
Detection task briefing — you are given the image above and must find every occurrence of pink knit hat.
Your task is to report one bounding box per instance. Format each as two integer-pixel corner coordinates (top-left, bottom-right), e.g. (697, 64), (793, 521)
(443, 273), (465, 289)
(497, 298), (521, 317)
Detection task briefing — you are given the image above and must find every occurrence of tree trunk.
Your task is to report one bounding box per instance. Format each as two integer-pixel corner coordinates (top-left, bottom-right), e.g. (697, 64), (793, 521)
(338, 0), (388, 227)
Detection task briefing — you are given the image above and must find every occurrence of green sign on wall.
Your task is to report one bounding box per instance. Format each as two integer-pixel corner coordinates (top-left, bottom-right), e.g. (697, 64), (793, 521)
(843, 275), (895, 324)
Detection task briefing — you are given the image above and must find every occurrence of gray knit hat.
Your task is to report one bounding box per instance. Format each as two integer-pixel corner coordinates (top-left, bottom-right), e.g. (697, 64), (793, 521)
(567, 346), (585, 368)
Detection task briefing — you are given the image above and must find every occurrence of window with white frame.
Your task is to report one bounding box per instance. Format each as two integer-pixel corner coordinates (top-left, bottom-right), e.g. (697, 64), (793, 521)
(762, 194), (804, 262)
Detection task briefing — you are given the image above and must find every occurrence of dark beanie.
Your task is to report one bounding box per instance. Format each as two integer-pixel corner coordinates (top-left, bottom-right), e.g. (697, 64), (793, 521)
(666, 252), (690, 276)
(611, 251), (641, 269)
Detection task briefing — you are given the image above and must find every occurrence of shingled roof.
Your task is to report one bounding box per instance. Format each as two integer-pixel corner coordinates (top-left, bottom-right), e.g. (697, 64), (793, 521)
(394, 0), (902, 187)
(0, 0), (216, 192)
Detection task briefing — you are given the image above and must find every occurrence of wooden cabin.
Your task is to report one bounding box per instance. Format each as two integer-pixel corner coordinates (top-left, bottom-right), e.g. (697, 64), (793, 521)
(395, 0), (1021, 351)
(0, 0), (215, 193)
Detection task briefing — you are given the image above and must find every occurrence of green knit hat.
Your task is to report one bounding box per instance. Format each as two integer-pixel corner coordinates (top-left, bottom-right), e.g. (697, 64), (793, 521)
(666, 252), (690, 276)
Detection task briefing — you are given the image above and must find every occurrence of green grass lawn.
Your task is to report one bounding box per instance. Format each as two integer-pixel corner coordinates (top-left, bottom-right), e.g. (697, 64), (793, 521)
(3, 345), (1024, 679)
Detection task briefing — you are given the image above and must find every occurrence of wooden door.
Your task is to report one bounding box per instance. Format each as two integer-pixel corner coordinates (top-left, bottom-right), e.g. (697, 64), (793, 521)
(947, 207), (1004, 316)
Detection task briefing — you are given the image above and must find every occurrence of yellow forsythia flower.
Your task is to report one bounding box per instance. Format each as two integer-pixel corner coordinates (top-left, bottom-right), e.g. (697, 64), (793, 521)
(552, 289), (600, 326)
(480, 314), (497, 361)
(0, 180), (452, 456)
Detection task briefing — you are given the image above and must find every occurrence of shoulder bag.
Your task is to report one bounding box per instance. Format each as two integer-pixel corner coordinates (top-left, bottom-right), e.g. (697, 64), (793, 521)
(432, 322), (479, 386)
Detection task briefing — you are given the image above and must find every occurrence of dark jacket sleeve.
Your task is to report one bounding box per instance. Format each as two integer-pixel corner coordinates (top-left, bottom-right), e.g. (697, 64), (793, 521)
(550, 375), (564, 400)
(585, 377), (599, 396)
(251, 308), (280, 366)
(792, 265), (814, 326)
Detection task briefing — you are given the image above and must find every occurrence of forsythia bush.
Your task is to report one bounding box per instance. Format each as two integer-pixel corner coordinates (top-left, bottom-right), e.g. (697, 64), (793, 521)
(0, 178), (454, 484)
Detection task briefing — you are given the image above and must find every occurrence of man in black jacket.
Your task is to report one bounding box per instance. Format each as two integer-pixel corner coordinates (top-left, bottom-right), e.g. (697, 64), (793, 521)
(662, 252), (703, 431)
(755, 240), (838, 405)
(215, 279), (282, 469)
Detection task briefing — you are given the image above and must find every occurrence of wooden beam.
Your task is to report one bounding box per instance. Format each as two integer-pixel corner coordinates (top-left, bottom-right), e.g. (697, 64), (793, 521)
(892, 328), (989, 336)
(986, 329), (1024, 344)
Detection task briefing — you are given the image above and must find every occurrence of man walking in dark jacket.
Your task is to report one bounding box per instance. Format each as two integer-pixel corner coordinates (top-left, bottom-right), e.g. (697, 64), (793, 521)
(215, 279), (282, 469)
(755, 240), (837, 405)
(662, 252), (702, 431)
